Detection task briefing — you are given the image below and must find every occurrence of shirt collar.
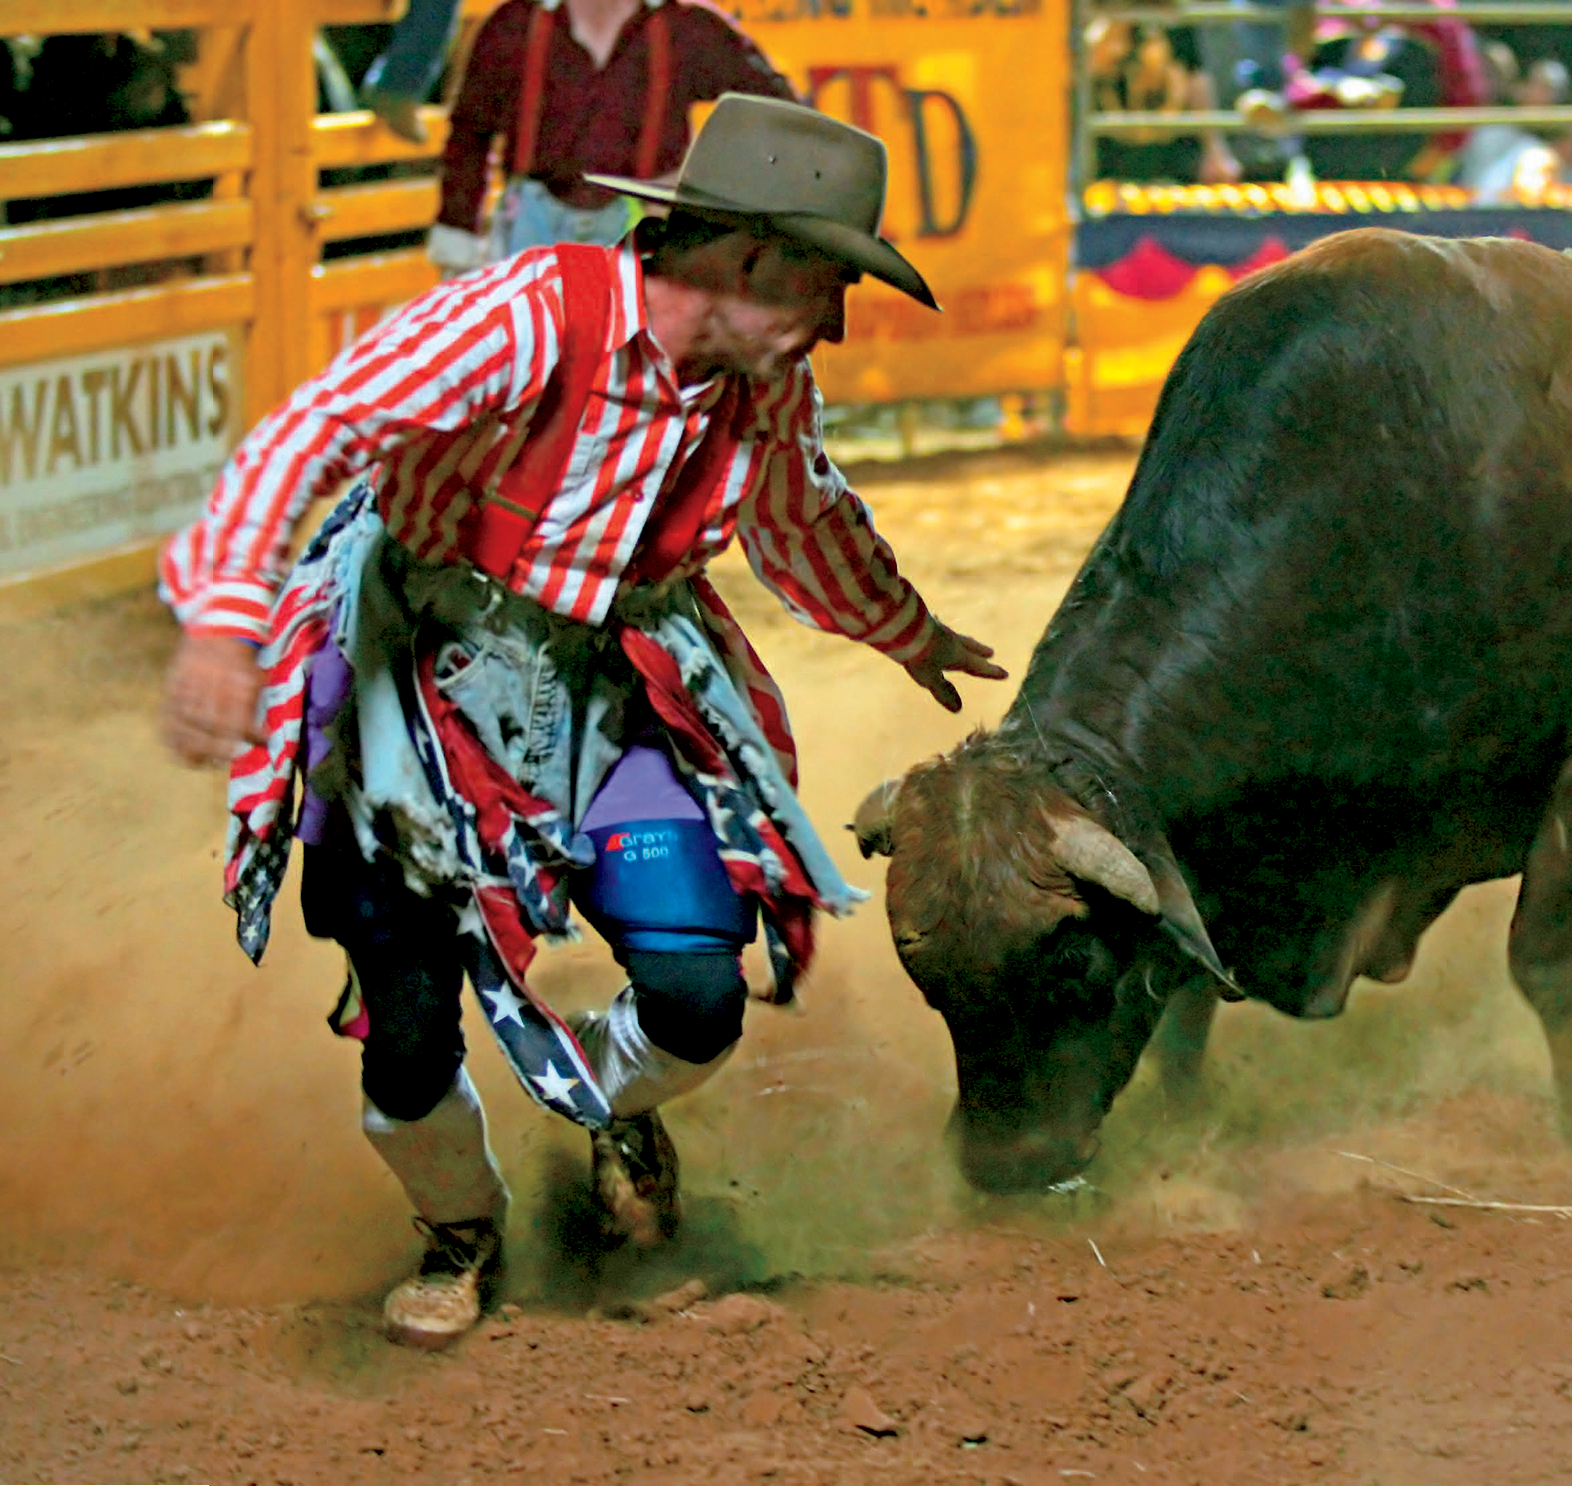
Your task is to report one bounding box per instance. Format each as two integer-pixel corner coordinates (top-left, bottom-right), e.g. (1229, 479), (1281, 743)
(616, 234), (732, 411)
(613, 232), (650, 352)
(540, 0), (664, 10)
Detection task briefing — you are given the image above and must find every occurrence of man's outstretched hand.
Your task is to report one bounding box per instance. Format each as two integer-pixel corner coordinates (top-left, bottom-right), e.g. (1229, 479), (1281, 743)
(161, 633), (265, 767)
(904, 623), (1009, 713)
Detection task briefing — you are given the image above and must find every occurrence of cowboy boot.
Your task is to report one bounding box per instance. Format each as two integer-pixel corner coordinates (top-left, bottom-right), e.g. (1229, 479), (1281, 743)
(362, 1067), (510, 1348)
(568, 987), (734, 1248)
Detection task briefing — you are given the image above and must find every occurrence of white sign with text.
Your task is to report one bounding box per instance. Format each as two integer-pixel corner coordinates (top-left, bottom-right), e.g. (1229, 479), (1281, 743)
(0, 329), (239, 578)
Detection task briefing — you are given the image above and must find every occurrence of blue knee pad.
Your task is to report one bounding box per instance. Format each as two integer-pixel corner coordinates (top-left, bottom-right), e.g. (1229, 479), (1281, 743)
(582, 817), (757, 952)
(577, 743), (757, 955)
(576, 744), (757, 1063)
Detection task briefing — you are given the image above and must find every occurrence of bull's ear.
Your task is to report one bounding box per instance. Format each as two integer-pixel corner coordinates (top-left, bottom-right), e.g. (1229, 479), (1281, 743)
(850, 778), (903, 858)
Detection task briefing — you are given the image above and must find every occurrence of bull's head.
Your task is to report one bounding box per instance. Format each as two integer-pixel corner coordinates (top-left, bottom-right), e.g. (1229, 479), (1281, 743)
(854, 739), (1237, 1193)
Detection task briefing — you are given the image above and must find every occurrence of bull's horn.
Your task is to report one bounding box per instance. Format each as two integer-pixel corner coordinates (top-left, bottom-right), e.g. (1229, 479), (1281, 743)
(1046, 811), (1162, 916)
(1052, 810), (1244, 1000)
(851, 778), (903, 858)
(1143, 845), (1246, 1001)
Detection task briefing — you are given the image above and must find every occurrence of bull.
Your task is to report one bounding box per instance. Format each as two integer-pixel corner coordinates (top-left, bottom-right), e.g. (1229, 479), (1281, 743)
(856, 228), (1572, 1193)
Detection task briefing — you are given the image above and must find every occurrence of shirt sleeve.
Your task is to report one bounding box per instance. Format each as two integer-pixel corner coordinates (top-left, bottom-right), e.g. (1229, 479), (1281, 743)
(734, 365), (938, 665)
(437, 1), (525, 234)
(158, 268), (555, 642)
(681, 8), (802, 105)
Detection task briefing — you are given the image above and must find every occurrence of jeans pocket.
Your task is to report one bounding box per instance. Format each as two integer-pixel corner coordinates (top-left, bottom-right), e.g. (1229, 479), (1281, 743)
(431, 635), (568, 784)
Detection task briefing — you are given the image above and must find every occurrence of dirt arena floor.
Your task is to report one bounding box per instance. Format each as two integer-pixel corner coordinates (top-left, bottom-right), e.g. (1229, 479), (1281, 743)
(5, 443), (1572, 1486)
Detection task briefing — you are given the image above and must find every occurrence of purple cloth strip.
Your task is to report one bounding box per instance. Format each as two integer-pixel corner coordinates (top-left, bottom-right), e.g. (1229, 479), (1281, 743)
(296, 634), (354, 846)
(581, 743), (703, 830)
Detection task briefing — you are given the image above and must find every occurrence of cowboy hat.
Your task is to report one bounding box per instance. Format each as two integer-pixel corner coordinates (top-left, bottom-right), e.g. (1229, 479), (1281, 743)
(585, 93), (938, 310)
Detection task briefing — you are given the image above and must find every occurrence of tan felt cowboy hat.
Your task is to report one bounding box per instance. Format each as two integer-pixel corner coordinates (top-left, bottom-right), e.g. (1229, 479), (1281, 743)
(585, 93), (939, 310)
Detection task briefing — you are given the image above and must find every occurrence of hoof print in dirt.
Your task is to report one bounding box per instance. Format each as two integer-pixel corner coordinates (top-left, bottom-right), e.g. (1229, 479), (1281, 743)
(1318, 1262), (1372, 1300)
(842, 1385), (901, 1437)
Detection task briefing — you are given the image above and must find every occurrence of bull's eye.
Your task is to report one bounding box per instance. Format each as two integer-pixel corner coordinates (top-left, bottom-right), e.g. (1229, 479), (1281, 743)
(894, 929), (925, 954)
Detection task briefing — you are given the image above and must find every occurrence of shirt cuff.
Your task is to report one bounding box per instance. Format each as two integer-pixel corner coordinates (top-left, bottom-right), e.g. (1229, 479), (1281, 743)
(427, 223), (490, 275)
(170, 578), (277, 646)
(861, 594), (940, 666)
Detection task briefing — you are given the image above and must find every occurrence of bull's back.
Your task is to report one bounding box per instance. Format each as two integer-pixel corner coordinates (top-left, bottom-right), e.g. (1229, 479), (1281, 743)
(1020, 231), (1572, 1009)
(1053, 229), (1572, 796)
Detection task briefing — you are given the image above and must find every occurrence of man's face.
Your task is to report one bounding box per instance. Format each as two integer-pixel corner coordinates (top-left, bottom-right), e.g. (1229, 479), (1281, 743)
(712, 238), (858, 382)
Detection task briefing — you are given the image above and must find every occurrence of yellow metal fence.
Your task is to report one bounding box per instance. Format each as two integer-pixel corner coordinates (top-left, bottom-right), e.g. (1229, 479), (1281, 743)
(0, 1), (494, 596)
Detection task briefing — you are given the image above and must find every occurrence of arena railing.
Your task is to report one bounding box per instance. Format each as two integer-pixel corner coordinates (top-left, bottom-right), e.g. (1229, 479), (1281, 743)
(1073, 0), (1572, 193)
(0, 0), (496, 602)
(1064, 0), (1572, 436)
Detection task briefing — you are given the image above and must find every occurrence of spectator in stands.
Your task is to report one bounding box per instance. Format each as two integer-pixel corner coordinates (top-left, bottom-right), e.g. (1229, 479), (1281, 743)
(427, 0), (799, 277)
(1296, 0), (1488, 181)
(357, 0), (463, 144)
(1455, 42), (1572, 201)
(1087, 15), (1243, 185)
(1193, 0), (1309, 181)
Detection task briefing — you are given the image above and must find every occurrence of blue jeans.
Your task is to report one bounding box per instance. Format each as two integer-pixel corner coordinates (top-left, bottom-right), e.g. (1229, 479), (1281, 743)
(361, 0), (461, 102)
(491, 177), (635, 260)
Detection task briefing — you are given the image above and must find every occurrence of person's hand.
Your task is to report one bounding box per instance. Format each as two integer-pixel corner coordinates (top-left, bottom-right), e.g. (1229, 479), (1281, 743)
(1199, 139), (1243, 185)
(903, 624), (1009, 713)
(160, 633), (265, 767)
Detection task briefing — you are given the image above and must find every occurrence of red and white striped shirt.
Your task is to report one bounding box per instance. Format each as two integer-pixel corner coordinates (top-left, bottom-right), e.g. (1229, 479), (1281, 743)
(160, 239), (937, 665)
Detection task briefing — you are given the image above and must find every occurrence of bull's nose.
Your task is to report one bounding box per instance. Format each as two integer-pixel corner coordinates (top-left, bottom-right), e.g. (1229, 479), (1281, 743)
(956, 1126), (1101, 1194)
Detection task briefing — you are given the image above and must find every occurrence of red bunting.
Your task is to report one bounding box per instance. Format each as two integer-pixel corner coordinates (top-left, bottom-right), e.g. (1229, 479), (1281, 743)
(1228, 236), (1291, 280)
(1091, 235), (1201, 301)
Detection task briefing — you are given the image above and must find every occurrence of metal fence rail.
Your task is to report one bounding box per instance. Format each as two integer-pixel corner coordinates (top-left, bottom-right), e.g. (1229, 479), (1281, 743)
(1093, 105), (1572, 135)
(1105, 4), (1572, 22)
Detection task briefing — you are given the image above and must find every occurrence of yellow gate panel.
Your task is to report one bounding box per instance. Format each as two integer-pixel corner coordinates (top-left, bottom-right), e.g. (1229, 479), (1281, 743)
(1064, 266), (1234, 440)
(739, 0), (1072, 405)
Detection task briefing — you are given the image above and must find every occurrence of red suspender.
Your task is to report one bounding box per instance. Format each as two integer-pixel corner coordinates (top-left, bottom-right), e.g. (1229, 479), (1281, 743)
(624, 378), (752, 586)
(634, 7), (672, 181)
(466, 243), (751, 595)
(513, 2), (674, 182)
(466, 244), (611, 583)
(511, 2), (554, 177)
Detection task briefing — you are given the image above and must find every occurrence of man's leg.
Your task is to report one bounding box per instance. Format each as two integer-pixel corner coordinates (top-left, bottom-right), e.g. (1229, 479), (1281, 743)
(572, 947), (747, 1247)
(302, 837), (508, 1348)
(571, 740), (757, 1245)
(358, 0), (462, 141)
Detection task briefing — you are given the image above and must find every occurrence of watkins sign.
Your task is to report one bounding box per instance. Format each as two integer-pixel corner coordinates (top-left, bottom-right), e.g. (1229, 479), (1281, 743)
(0, 330), (239, 579)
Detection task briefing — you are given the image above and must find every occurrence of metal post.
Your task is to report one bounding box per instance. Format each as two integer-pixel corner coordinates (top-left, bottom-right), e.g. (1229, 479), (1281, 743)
(1069, 0), (1096, 208)
(244, 0), (321, 428)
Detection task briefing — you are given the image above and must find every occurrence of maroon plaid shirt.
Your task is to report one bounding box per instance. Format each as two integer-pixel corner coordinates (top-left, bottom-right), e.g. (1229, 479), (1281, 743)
(437, 0), (797, 226)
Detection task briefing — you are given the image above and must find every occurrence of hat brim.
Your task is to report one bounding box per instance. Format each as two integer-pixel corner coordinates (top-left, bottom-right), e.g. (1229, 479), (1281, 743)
(584, 173), (939, 311)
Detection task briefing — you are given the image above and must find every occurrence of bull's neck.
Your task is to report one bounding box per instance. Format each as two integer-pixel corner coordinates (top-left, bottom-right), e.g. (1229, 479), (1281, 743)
(995, 543), (1200, 836)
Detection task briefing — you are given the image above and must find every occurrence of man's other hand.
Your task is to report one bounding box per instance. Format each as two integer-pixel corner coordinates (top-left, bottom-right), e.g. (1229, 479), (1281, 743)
(904, 624), (1009, 713)
(161, 633), (265, 767)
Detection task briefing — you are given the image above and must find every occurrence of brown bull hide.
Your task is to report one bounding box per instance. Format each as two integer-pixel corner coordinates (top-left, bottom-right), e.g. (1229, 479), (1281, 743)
(874, 753), (1094, 964)
(856, 742), (1242, 997)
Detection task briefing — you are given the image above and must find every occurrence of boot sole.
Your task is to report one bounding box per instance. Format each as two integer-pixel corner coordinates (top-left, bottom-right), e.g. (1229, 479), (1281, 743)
(385, 1317), (476, 1351)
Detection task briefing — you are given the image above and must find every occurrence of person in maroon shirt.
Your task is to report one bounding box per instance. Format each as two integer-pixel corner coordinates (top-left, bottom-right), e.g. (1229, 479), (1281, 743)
(426, 0), (798, 275)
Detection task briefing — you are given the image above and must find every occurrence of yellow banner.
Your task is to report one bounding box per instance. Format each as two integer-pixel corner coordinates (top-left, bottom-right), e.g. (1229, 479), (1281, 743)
(730, 0), (1071, 403)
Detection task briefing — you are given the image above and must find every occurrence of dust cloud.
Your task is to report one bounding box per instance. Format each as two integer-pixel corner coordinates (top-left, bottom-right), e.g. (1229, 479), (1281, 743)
(1, 446), (1564, 1315)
